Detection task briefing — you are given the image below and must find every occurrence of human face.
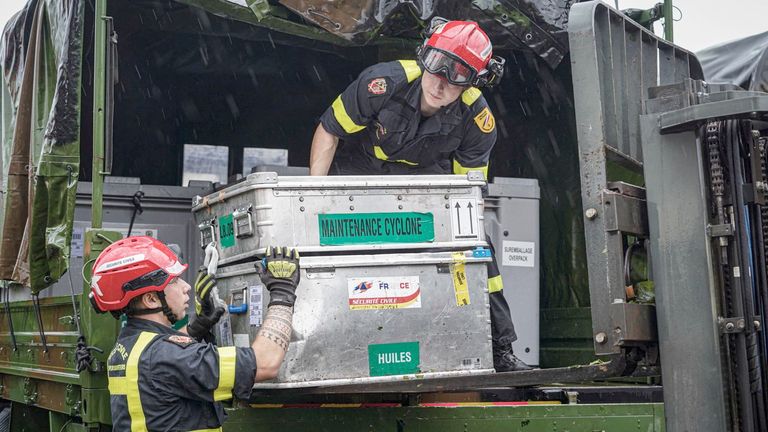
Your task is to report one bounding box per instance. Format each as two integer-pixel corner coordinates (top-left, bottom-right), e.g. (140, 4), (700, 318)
(420, 71), (465, 117)
(163, 276), (191, 321)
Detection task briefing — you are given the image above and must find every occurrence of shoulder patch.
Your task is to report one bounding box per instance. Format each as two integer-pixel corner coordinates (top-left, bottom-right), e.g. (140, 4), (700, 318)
(473, 107), (495, 134)
(367, 78), (387, 95)
(165, 335), (195, 348)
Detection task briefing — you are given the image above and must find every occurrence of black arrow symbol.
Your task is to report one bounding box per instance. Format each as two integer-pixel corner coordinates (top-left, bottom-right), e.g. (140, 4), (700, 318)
(455, 202), (462, 234)
(467, 201), (475, 233)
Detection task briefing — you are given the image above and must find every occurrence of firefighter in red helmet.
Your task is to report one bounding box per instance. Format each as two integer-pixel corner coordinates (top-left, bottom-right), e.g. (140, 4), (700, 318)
(90, 236), (300, 430)
(310, 18), (531, 372)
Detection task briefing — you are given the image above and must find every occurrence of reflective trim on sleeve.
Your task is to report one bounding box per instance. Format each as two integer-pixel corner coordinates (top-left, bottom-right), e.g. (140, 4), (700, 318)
(107, 332), (158, 432)
(190, 428), (223, 432)
(452, 159), (488, 179)
(213, 346), (237, 401)
(461, 87), (482, 106)
(374, 146), (418, 166)
(398, 60), (422, 83)
(331, 95), (366, 134)
(488, 275), (504, 293)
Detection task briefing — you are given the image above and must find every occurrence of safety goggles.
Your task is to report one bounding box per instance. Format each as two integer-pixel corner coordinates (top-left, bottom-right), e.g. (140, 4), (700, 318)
(421, 47), (477, 86)
(122, 269), (170, 292)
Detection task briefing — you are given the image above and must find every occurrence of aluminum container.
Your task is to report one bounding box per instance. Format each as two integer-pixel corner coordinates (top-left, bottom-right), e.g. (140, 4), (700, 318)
(484, 177), (541, 366)
(191, 172), (488, 266)
(213, 249), (494, 388)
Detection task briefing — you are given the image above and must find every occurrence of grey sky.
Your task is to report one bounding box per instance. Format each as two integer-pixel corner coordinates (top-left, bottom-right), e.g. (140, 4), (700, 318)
(0, 0), (765, 53)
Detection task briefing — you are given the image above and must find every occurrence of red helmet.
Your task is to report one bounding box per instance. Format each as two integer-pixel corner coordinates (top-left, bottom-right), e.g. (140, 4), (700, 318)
(90, 236), (188, 313)
(417, 18), (505, 88)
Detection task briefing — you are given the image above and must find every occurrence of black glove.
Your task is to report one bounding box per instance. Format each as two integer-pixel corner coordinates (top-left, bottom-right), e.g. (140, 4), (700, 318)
(187, 307), (225, 343)
(259, 246), (300, 307)
(189, 269), (224, 343)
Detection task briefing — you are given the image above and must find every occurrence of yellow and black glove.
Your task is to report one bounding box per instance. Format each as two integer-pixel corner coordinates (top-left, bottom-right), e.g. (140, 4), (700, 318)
(194, 269), (216, 316)
(260, 246), (300, 308)
(189, 269), (224, 343)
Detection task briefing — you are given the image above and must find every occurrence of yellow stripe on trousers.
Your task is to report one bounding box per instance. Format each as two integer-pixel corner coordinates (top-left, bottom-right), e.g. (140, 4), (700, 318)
(488, 275), (504, 293)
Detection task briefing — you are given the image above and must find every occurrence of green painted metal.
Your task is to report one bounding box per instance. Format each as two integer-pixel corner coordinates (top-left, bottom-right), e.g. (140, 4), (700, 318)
(662, 0), (674, 41)
(77, 230), (122, 426)
(223, 403), (666, 431)
(91, 0), (107, 230)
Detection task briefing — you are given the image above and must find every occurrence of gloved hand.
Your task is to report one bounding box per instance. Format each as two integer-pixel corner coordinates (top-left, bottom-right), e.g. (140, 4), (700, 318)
(259, 246), (300, 308)
(188, 269), (225, 343)
(194, 269), (216, 316)
(187, 307), (225, 343)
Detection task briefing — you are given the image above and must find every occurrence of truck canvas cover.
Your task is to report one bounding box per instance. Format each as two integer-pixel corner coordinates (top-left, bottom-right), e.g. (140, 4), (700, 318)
(698, 30), (768, 92)
(1, 0), (84, 292)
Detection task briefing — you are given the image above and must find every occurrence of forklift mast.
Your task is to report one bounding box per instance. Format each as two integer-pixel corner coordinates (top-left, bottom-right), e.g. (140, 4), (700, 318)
(569, 2), (768, 431)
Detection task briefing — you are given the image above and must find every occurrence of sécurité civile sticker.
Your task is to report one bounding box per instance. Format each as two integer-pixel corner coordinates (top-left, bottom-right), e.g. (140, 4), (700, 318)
(347, 276), (421, 310)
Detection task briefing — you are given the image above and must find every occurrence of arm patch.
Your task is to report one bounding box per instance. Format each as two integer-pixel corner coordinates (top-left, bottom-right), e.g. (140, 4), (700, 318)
(165, 335), (196, 348)
(473, 107), (495, 133)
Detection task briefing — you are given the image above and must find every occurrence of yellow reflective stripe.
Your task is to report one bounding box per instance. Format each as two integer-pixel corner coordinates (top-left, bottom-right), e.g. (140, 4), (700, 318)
(373, 146), (388, 160)
(452, 159), (488, 179)
(461, 87), (482, 106)
(108, 376), (129, 395)
(331, 95), (366, 134)
(190, 428), (222, 432)
(398, 60), (422, 83)
(488, 275), (504, 293)
(213, 346), (237, 401)
(127, 332), (158, 432)
(373, 146), (418, 166)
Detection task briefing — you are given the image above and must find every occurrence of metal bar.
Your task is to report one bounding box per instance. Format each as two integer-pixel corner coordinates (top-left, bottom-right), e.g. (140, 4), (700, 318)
(660, 96), (768, 132)
(250, 355), (657, 394)
(640, 115), (728, 432)
(727, 120), (758, 432)
(2, 284), (17, 351)
(91, 0), (108, 229)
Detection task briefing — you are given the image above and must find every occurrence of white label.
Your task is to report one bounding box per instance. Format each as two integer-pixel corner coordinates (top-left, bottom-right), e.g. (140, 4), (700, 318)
(71, 227), (85, 258)
(347, 276), (421, 310)
(450, 198), (479, 240)
(95, 254), (145, 272)
(502, 241), (535, 268)
(249, 284), (264, 326)
(233, 333), (250, 347)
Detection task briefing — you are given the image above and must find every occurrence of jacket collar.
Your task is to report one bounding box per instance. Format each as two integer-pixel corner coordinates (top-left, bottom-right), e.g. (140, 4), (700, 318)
(122, 317), (182, 337)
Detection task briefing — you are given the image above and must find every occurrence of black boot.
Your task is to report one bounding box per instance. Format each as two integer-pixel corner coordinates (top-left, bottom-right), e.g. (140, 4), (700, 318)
(493, 346), (534, 372)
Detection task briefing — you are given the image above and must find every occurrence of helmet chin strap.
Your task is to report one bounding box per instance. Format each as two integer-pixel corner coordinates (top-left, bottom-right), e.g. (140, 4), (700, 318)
(126, 291), (179, 324)
(156, 291), (179, 325)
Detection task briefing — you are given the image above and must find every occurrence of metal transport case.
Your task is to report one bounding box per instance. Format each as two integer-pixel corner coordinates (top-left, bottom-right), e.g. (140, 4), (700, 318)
(215, 250), (494, 388)
(192, 172), (489, 265)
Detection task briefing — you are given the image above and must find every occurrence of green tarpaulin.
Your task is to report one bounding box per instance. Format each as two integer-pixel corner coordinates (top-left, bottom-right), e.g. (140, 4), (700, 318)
(1, 0), (83, 293)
